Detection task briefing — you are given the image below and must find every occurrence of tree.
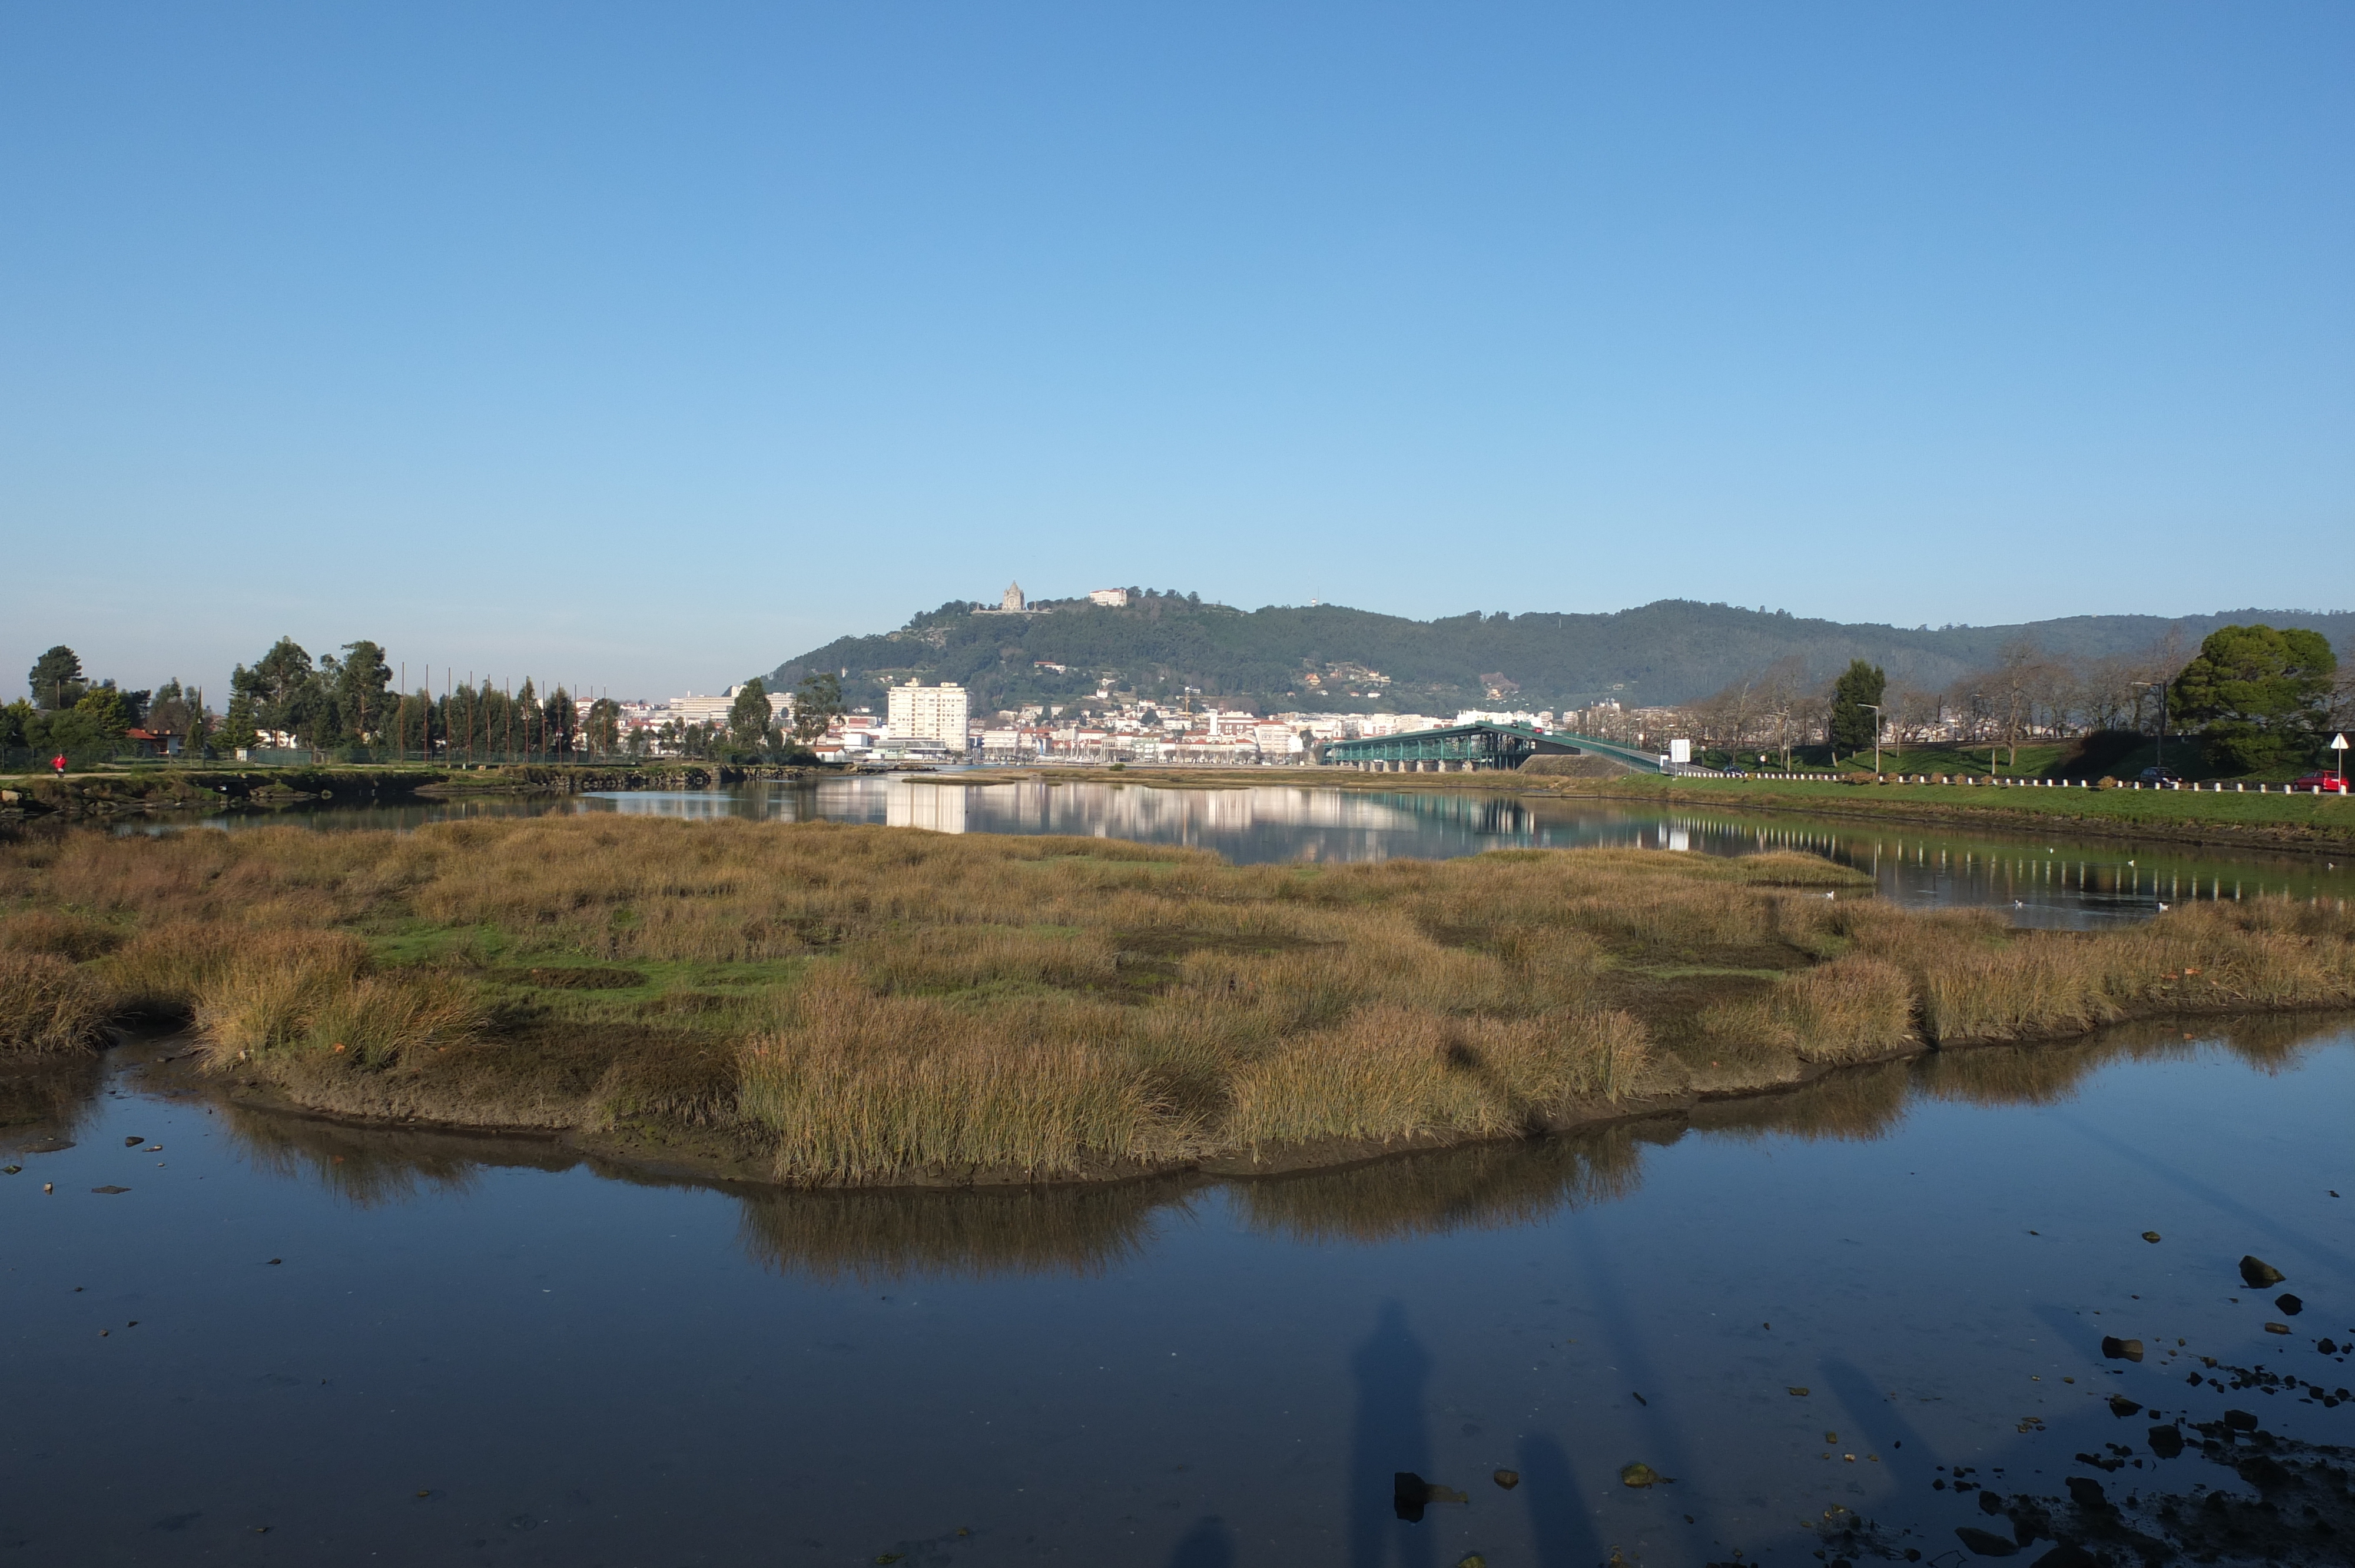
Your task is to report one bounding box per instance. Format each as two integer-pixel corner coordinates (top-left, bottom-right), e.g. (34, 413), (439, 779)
(2170, 623), (2338, 773)
(1827, 660), (1886, 758)
(74, 686), (131, 738)
(586, 697), (622, 758)
(335, 640), (393, 742)
(28, 646), (85, 709)
(728, 680), (775, 753)
(233, 637), (320, 745)
(793, 672), (844, 743)
(541, 686), (576, 758)
(147, 679), (195, 739)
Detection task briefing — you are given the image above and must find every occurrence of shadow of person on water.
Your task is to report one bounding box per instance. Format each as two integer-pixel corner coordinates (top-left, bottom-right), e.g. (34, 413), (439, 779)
(1516, 1433), (1606, 1568)
(1348, 1298), (1437, 1568)
(1165, 1514), (1235, 1568)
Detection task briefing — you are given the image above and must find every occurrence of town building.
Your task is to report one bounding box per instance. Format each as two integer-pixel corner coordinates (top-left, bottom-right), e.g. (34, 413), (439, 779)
(1087, 588), (1129, 607)
(887, 680), (970, 746)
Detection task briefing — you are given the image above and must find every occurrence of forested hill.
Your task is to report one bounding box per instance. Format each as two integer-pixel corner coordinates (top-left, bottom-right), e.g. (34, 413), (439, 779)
(765, 594), (2355, 717)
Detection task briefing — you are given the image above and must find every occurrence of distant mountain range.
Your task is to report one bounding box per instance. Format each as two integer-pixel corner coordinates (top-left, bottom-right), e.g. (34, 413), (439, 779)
(765, 594), (2355, 716)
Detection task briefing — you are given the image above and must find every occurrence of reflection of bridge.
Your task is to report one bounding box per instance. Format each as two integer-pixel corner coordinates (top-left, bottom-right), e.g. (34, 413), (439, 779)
(1321, 722), (1666, 773)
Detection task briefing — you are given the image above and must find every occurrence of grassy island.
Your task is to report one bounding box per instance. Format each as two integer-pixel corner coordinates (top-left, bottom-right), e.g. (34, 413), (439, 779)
(4, 817), (2351, 1187)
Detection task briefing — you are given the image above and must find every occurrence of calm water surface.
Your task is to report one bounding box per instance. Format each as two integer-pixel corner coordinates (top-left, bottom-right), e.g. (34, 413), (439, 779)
(5, 1020), (2351, 1566)
(160, 774), (2353, 929)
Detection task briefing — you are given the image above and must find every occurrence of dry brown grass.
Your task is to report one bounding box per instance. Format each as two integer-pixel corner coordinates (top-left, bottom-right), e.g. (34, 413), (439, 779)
(3, 815), (2350, 1182)
(1842, 896), (2355, 1043)
(0, 952), (112, 1054)
(1698, 955), (1915, 1065)
(0, 910), (125, 961)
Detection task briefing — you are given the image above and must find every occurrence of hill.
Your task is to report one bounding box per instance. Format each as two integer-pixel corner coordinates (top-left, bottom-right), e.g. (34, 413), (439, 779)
(764, 593), (2355, 717)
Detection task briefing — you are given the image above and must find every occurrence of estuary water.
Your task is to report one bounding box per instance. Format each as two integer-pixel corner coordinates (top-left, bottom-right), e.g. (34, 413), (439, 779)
(5, 1019), (2351, 1566)
(163, 773), (2351, 929)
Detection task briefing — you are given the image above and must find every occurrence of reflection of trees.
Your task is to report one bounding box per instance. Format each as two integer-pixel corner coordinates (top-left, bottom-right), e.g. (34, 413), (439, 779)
(1236, 1130), (1648, 1245)
(735, 1178), (1190, 1285)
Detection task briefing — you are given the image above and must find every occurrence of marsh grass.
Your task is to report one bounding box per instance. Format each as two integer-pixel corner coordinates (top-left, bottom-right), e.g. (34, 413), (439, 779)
(2, 816), (2349, 1182)
(0, 952), (112, 1054)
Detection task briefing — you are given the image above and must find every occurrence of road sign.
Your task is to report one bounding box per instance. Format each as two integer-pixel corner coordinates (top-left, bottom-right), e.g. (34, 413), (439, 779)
(2332, 733), (2349, 750)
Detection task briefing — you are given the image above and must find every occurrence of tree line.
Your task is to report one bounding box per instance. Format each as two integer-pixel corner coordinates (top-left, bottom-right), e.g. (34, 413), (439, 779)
(1675, 623), (2347, 773)
(6, 639), (850, 766)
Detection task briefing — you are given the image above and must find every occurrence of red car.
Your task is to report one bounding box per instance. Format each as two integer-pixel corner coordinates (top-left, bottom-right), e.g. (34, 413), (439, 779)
(2291, 772), (2350, 793)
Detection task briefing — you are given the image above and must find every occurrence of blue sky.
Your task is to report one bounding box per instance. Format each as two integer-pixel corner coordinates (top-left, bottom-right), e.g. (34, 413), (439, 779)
(4, 3), (2349, 700)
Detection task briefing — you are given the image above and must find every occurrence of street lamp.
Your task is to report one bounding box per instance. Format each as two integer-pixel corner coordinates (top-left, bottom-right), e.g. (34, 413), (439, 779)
(1859, 703), (1884, 775)
(2131, 680), (2169, 772)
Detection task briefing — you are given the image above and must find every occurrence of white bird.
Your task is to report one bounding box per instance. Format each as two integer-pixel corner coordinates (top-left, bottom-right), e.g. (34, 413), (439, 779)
(2157, 902), (2170, 912)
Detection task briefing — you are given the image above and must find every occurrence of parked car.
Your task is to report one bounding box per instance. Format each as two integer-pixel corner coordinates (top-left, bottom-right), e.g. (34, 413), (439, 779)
(2291, 772), (2350, 793)
(2138, 767), (2182, 783)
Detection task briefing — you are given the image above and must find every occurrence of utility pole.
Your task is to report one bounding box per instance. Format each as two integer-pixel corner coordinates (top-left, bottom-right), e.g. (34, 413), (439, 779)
(2132, 680), (2168, 772)
(1860, 703), (1884, 775)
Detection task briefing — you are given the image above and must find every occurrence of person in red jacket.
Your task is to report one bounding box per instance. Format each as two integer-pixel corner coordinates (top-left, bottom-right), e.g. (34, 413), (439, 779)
(51, 753), (67, 776)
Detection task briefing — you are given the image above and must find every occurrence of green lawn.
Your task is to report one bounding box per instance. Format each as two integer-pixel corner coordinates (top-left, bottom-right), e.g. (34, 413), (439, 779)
(1594, 772), (2354, 845)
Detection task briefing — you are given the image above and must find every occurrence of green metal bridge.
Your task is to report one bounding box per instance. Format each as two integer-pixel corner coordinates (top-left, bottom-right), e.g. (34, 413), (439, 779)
(1318, 721), (1670, 773)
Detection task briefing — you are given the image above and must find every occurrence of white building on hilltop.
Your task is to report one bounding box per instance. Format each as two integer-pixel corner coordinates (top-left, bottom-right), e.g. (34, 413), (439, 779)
(887, 680), (970, 747)
(1001, 582), (1026, 612)
(1087, 587), (1129, 607)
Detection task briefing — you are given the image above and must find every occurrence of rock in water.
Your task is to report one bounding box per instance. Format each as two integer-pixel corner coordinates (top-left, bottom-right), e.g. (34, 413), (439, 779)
(2141, 1231), (2161, 1243)
(1491, 1469), (1519, 1490)
(2029, 1544), (2094, 1568)
(1954, 1526), (2020, 1557)
(2099, 1336), (2144, 1361)
(2239, 1255), (2285, 1287)
(2274, 1293), (2303, 1315)
(2223, 1409), (2258, 1431)
(1619, 1463), (1661, 1489)
(2107, 1396), (2142, 1418)
(2064, 1477), (2108, 1510)
(1390, 1474), (1463, 1520)
(2147, 1425), (2184, 1459)
(2263, 1323), (2291, 1336)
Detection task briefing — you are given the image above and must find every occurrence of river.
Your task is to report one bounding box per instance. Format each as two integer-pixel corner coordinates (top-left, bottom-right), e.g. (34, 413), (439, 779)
(5, 1016), (2350, 1565)
(140, 773), (2353, 929)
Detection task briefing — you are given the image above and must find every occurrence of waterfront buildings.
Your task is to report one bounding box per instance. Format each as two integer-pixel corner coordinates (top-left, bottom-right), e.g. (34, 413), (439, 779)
(887, 680), (970, 748)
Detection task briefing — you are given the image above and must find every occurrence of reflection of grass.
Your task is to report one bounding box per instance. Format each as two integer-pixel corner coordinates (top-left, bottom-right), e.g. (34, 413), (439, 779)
(4, 815), (2351, 1185)
(1236, 1130), (1645, 1244)
(735, 1178), (1184, 1284)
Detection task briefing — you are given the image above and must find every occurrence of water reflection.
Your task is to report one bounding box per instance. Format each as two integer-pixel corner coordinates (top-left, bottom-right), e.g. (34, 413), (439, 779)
(55, 1013), (2349, 1283)
(579, 778), (2355, 928)
(735, 1179), (1186, 1285)
(98, 773), (2351, 927)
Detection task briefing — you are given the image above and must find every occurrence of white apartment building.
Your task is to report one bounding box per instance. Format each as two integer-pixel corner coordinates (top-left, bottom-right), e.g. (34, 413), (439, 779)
(887, 680), (970, 746)
(1087, 588), (1129, 607)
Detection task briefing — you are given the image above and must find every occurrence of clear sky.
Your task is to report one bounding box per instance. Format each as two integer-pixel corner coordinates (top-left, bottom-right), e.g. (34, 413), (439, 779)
(4, 3), (2349, 702)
